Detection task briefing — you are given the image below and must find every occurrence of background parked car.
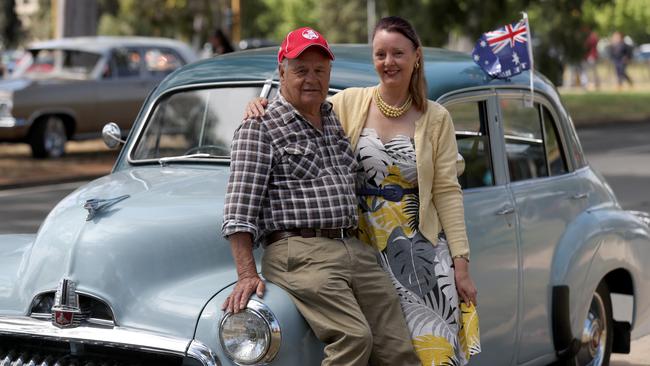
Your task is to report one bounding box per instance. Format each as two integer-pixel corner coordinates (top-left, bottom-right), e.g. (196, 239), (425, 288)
(0, 36), (197, 158)
(0, 45), (649, 366)
(0, 49), (26, 78)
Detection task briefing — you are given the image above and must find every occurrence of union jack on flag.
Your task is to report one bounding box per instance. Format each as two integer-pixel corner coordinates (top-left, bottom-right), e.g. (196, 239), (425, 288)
(472, 19), (532, 79)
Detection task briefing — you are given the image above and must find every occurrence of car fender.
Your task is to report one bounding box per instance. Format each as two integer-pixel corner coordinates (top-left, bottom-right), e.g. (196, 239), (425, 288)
(0, 234), (36, 314)
(551, 208), (650, 344)
(27, 108), (77, 133)
(193, 281), (324, 365)
(583, 209), (650, 338)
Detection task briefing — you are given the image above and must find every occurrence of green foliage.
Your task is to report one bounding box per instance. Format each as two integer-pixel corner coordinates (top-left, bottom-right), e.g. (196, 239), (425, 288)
(561, 90), (650, 125)
(316, 0), (366, 43)
(588, 0), (650, 44)
(21, 0), (643, 89)
(97, 0), (220, 43)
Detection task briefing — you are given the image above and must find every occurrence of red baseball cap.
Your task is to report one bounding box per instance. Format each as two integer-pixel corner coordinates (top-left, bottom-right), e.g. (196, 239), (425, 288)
(277, 27), (335, 64)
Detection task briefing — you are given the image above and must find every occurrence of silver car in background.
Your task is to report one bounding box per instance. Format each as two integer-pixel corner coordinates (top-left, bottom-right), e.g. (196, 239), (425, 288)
(0, 36), (197, 158)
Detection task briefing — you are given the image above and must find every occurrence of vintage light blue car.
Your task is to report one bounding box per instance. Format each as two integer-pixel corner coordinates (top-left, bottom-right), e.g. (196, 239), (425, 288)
(1, 45), (649, 366)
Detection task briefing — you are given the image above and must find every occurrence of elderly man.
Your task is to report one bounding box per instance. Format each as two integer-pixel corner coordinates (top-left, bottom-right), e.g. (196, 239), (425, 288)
(221, 27), (420, 366)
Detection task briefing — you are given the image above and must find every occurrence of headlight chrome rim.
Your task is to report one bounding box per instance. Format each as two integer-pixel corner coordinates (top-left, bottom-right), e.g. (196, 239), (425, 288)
(219, 299), (281, 365)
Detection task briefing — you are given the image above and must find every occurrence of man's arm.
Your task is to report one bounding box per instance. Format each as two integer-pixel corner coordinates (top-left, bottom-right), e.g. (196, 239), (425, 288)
(221, 120), (273, 313)
(222, 232), (265, 313)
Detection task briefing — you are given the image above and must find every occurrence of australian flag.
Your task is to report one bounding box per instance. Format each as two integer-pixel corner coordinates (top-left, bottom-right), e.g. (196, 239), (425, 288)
(472, 19), (531, 79)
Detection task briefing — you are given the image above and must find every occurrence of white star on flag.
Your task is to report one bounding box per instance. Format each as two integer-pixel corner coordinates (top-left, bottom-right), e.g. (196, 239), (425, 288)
(473, 54), (480, 61)
(480, 40), (487, 47)
(512, 52), (520, 65)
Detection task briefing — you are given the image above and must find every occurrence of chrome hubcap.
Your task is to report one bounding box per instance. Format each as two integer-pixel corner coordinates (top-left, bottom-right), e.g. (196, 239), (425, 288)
(577, 291), (607, 366)
(44, 117), (66, 157)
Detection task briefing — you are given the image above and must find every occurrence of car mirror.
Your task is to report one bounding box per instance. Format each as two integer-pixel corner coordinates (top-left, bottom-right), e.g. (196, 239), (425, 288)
(456, 152), (465, 177)
(102, 122), (125, 149)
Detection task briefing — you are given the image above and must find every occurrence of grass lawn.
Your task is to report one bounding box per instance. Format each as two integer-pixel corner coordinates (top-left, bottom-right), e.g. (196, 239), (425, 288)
(558, 62), (650, 126)
(560, 90), (650, 126)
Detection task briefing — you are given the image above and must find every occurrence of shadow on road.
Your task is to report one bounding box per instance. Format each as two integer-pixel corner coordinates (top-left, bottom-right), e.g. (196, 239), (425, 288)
(0, 140), (118, 188)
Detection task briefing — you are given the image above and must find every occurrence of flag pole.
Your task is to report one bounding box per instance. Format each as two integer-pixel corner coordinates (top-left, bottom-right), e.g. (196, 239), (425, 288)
(522, 11), (534, 107)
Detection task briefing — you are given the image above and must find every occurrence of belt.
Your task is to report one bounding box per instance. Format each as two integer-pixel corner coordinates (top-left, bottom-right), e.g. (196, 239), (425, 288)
(357, 184), (418, 202)
(268, 228), (355, 244)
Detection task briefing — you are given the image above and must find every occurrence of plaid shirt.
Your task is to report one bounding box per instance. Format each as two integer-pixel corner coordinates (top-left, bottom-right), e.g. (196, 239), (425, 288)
(222, 94), (358, 246)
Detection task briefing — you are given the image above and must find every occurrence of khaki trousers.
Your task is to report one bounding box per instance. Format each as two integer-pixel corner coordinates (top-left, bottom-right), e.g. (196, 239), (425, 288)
(262, 236), (421, 366)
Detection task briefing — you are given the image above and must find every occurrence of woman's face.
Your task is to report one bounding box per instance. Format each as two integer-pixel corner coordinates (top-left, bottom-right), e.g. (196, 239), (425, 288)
(372, 29), (420, 89)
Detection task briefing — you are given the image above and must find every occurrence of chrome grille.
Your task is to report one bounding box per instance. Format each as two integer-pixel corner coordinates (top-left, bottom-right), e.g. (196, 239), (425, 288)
(0, 336), (198, 366)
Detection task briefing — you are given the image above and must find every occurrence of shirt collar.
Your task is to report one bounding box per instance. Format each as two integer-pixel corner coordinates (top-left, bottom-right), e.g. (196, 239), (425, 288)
(276, 92), (333, 125)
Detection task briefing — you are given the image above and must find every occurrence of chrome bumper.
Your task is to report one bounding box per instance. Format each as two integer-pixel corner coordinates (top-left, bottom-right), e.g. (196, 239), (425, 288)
(0, 316), (220, 366)
(629, 210), (650, 227)
(0, 117), (30, 140)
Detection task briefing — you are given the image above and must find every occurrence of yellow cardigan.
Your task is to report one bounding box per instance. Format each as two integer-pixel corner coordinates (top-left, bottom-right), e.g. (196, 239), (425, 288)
(330, 86), (470, 258)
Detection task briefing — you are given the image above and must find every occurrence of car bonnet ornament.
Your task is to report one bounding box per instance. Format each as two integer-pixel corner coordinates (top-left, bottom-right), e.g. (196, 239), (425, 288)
(51, 278), (88, 328)
(83, 194), (130, 221)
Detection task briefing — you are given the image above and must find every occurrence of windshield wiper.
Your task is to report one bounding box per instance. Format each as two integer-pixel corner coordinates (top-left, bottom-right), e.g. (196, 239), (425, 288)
(158, 153), (219, 167)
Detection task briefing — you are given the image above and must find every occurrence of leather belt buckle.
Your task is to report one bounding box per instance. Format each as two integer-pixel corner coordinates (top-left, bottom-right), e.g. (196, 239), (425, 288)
(382, 185), (404, 202)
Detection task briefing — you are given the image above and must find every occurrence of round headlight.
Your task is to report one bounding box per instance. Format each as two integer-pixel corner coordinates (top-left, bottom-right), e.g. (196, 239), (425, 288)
(219, 300), (281, 365)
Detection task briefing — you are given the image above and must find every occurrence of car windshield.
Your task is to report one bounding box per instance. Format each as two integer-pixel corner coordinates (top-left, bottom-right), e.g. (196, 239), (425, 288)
(14, 48), (101, 79)
(131, 86), (263, 162)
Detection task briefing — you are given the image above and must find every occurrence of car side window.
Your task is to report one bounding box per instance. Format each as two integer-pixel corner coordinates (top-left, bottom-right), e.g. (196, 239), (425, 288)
(446, 101), (494, 189)
(541, 106), (568, 176)
(501, 98), (548, 182)
(144, 48), (183, 77)
(109, 48), (142, 78)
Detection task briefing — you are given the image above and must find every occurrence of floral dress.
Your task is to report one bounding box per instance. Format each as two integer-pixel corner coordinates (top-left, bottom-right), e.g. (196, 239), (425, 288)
(355, 128), (481, 366)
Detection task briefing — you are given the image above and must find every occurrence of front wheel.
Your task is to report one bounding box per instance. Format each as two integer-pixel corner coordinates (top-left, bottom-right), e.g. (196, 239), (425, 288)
(573, 282), (613, 366)
(29, 116), (67, 158)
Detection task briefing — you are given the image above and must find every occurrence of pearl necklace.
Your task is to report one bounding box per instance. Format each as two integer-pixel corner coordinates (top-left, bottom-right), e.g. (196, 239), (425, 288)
(374, 88), (412, 118)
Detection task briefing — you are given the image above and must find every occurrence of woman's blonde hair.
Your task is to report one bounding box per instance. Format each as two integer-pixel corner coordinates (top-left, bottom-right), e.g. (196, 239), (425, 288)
(373, 16), (427, 112)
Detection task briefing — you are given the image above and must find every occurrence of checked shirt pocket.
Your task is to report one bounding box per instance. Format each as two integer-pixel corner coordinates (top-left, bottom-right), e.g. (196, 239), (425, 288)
(282, 142), (322, 180)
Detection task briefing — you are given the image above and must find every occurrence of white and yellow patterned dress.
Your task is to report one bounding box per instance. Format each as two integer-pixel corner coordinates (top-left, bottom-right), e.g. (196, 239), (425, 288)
(356, 128), (481, 366)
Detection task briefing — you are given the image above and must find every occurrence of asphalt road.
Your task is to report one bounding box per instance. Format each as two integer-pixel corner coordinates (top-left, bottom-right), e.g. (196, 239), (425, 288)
(0, 121), (648, 363)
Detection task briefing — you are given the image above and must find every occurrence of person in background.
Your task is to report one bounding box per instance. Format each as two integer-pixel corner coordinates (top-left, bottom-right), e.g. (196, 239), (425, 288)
(583, 29), (600, 90)
(245, 16), (481, 365)
(608, 31), (633, 89)
(210, 29), (234, 55)
(222, 27), (421, 366)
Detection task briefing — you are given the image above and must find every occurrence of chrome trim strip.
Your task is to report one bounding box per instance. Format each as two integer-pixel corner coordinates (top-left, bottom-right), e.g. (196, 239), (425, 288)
(28, 289), (118, 327)
(126, 81), (267, 165)
(0, 316), (189, 356)
(76, 290), (118, 326)
(188, 340), (221, 366)
(436, 84), (550, 104)
(456, 130), (482, 136)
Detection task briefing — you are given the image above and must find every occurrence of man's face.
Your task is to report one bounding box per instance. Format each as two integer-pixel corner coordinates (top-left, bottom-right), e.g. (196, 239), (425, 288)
(279, 47), (331, 113)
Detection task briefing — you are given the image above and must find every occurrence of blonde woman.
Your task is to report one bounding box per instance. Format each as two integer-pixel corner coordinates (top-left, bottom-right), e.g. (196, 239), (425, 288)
(246, 16), (481, 365)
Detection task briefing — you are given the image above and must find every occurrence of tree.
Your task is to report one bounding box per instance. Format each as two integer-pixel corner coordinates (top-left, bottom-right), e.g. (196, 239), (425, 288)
(0, 0), (23, 48)
(98, 0), (221, 45)
(587, 0), (650, 44)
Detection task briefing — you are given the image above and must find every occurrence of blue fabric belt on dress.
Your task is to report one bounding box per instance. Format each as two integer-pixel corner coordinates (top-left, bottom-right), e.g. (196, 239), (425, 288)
(357, 184), (419, 202)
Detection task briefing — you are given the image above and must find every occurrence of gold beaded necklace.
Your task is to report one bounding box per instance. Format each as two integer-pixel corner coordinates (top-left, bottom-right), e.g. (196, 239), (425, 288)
(374, 88), (412, 118)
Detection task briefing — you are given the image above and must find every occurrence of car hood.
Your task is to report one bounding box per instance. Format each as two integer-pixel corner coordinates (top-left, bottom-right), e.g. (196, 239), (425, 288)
(12, 166), (240, 339)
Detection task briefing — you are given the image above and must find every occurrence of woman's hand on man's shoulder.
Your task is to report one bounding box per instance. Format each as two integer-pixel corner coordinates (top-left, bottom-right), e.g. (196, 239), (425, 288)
(243, 97), (269, 120)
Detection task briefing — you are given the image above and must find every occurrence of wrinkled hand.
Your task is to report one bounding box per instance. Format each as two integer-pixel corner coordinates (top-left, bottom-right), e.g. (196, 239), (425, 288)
(454, 258), (478, 306)
(221, 274), (265, 313)
(243, 97), (269, 120)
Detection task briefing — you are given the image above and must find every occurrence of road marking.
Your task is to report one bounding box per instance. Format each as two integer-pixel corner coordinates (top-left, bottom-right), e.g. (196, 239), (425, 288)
(0, 182), (85, 198)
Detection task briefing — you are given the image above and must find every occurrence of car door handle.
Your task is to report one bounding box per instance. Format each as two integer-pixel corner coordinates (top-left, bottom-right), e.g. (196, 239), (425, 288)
(571, 192), (589, 200)
(496, 206), (515, 215)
